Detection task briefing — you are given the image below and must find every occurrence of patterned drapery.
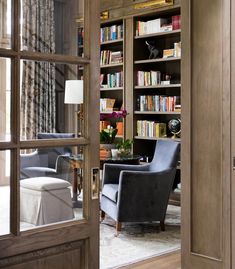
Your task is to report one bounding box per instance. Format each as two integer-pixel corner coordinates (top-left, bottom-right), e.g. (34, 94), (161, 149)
(21, 0), (56, 140)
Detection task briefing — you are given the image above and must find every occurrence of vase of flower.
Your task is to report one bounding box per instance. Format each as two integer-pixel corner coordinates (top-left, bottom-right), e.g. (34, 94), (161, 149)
(116, 139), (134, 157)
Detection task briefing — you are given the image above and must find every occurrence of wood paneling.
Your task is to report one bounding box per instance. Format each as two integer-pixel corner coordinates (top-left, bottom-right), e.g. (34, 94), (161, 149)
(182, 0), (231, 268)
(100, 0), (180, 20)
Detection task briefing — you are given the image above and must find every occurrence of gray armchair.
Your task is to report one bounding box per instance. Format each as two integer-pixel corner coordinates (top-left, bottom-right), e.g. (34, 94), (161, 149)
(100, 140), (180, 233)
(20, 133), (75, 180)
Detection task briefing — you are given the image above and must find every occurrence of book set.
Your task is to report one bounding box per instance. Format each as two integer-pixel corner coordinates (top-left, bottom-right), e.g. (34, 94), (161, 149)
(137, 120), (167, 138)
(137, 95), (179, 112)
(100, 24), (124, 43)
(100, 71), (124, 88)
(100, 50), (123, 65)
(136, 14), (181, 36)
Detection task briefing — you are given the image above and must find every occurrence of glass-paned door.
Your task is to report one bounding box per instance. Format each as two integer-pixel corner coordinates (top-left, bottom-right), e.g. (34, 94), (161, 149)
(0, 0), (100, 268)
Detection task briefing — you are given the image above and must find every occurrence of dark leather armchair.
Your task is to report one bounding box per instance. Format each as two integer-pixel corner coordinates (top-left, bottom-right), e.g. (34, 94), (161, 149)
(20, 133), (75, 180)
(100, 140), (180, 233)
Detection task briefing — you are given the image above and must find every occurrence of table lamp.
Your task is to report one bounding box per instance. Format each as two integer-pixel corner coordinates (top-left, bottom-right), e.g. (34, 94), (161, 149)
(64, 80), (84, 137)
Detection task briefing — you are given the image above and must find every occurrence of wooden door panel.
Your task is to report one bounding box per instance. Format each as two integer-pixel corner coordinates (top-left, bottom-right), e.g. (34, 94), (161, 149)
(182, 0), (231, 268)
(0, 241), (84, 269)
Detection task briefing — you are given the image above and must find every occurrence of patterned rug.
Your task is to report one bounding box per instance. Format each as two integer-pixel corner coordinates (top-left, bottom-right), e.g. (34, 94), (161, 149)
(100, 205), (181, 269)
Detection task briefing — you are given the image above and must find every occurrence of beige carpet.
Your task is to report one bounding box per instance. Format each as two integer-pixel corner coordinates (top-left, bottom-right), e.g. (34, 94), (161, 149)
(100, 205), (181, 269)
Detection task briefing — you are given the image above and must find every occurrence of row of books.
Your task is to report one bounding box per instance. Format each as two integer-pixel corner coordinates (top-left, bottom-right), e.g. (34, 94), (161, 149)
(137, 95), (179, 112)
(100, 24), (124, 43)
(136, 15), (181, 36)
(100, 71), (124, 88)
(137, 121), (167, 138)
(100, 98), (115, 112)
(100, 50), (123, 65)
(137, 71), (161, 86)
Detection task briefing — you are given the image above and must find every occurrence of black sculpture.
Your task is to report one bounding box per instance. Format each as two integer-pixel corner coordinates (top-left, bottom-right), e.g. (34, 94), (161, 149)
(145, 41), (161, 59)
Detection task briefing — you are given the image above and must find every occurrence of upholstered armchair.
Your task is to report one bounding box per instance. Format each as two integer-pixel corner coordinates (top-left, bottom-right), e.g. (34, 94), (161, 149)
(20, 133), (75, 180)
(100, 140), (180, 233)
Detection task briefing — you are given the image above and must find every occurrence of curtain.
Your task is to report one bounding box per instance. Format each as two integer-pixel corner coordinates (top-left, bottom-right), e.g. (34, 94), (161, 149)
(21, 0), (56, 140)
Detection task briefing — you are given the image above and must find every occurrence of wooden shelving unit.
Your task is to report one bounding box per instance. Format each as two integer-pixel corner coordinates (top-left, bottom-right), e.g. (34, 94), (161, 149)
(100, 20), (125, 141)
(133, 7), (181, 159)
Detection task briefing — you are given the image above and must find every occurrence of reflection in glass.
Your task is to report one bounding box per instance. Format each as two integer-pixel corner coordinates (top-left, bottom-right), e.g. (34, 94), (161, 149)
(0, 0), (11, 49)
(21, 0), (84, 56)
(20, 60), (83, 140)
(20, 146), (85, 230)
(0, 150), (10, 235)
(0, 57), (11, 141)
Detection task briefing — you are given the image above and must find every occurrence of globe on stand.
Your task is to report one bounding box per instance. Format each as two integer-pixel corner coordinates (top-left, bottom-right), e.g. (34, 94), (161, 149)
(168, 119), (181, 139)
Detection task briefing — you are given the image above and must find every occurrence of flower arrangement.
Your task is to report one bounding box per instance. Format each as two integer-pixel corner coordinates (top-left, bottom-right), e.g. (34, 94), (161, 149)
(100, 109), (127, 121)
(100, 125), (118, 144)
(116, 139), (134, 157)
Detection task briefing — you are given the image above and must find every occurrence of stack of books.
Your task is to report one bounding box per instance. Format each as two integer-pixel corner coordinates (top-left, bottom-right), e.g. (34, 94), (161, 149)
(137, 95), (179, 112)
(100, 50), (123, 65)
(100, 24), (124, 42)
(137, 120), (167, 138)
(137, 71), (161, 86)
(100, 98), (116, 112)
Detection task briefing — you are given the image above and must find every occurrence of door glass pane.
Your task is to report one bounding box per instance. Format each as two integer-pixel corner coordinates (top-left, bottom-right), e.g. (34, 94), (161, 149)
(0, 0), (11, 49)
(0, 57), (11, 141)
(0, 150), (10, 235)
(20, 145), (85, 231)
(20, 0), (84, 57)
(20, 60), (84, 141)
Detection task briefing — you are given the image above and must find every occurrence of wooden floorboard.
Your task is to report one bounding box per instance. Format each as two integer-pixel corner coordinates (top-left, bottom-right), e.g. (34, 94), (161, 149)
(118, 250), (181, 269)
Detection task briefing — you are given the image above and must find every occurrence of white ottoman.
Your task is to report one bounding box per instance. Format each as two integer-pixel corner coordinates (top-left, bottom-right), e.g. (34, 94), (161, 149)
(20, 177), (74, 225)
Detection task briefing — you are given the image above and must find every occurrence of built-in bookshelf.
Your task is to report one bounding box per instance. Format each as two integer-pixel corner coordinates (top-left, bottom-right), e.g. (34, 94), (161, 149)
(100, 20), (125, 138)
(133, 8), (181, 159)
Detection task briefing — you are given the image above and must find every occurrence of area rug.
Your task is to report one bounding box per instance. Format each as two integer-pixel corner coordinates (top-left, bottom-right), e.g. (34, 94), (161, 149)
(100, 205), (181, 269)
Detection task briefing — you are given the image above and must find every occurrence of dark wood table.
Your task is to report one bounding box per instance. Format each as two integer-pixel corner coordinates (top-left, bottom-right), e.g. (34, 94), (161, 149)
(100, 155), (142, 170)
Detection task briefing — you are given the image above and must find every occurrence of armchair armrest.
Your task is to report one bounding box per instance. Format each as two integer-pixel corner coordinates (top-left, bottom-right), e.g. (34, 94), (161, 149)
(55, 155), (72, 181)
(103, 163), (150, 185)
(20, 150), (40, 169)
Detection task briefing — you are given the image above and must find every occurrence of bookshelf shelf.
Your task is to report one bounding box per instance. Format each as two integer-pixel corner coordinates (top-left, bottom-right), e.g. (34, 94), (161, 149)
(134, 111), (181, 115)
(100, 63), (123, 69)
(134, 84), (181, 89)
(134, 136), (181, 142)
(134, 29), (181, 40)
(100, 87), (123, 91)
(134, 57), (181, 64)
(101, 39), (123, 45)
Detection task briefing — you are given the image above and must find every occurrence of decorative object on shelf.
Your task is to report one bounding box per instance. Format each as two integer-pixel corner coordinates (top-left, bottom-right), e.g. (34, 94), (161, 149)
(100, 11), (109, 20)
(134, 0), (173, 10)
(161, 74), (171, 85)
(145, 41), (161, 59)
(116, 139), (134, 157)
(168, 118), (181, 139)
(64, 80), (83, 137)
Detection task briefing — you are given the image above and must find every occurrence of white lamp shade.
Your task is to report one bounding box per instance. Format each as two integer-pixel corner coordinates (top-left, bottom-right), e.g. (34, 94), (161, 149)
(64, 80), (83, 104)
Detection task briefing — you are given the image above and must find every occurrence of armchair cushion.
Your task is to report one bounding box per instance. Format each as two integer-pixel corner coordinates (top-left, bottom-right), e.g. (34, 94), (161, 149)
(102, 184), (119, 203)
(21, 167), (56, 178)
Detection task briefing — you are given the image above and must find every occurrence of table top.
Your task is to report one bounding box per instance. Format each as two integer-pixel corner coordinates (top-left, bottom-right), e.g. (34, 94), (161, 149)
(100, 155), (142, 162)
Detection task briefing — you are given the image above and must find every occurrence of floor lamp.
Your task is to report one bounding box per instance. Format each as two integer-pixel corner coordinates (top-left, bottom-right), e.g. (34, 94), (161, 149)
(64, 80), (84, 137)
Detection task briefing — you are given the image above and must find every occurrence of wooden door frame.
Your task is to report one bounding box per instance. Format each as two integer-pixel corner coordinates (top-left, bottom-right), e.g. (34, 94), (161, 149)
(0, 0), (100, 268)
(181, 0), (231, 268)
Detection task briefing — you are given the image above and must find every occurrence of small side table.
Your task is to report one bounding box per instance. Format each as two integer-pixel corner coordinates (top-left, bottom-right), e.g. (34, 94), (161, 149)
(69, 154), (83, 208)
(100, 155), (141, 170)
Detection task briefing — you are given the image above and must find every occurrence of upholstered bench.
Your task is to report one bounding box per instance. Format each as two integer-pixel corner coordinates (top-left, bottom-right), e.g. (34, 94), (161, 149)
(20, 177), (74, 225)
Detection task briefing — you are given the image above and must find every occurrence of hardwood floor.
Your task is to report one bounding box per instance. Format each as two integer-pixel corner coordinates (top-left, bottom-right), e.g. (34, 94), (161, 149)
(119, 250), (181, 269)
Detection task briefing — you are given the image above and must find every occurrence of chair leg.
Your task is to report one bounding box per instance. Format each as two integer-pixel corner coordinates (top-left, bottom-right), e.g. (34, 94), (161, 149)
(160, 220), (165, 231)
(116, 222), (122, 234)
(100, 210), (105, 221)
